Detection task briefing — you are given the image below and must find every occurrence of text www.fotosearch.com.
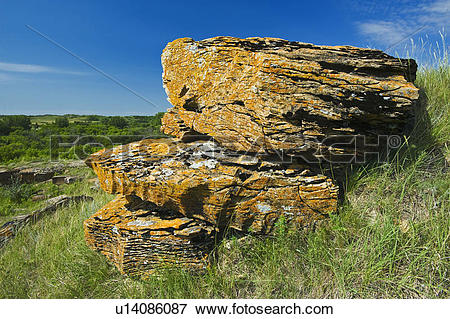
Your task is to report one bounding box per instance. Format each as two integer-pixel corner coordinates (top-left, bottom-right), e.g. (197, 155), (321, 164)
(195, 302), (333, 315)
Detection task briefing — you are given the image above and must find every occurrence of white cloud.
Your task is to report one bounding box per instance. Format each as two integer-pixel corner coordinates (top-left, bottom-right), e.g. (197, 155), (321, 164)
(423, 0), (450, 13)
(357, 0), (449, 48)
(358, 21), (409, 46)
(0, 62), (86, 75)
(418, 0), (450, 26)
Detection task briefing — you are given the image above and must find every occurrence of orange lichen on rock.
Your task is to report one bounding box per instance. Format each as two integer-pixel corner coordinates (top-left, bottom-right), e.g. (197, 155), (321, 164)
(86, 138), (338, 234)
(84, 195), (215, 276)
(161, 36), (419, 159)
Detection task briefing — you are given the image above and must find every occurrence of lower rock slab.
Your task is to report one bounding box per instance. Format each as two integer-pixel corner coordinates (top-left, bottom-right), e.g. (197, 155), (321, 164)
(84, 195), (216, 277)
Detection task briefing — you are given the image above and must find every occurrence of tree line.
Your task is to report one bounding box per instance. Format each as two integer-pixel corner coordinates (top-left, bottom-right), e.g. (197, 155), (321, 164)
(0, 113), (165, 163)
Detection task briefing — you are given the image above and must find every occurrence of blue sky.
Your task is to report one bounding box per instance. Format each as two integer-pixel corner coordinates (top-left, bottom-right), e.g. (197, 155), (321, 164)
(0, 0), (448, 115)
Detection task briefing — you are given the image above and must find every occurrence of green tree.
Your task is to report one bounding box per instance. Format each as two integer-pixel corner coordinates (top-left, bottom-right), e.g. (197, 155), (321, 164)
(0, 119), (10, 135)
(0, 115), (31, 132)
(55, 117), (69, 128)
(86, 115), (100, 121)
(109, 116), (127, 129)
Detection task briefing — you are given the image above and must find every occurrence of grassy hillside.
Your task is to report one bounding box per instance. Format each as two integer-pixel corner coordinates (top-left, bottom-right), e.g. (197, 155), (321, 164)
(0, 63), (448, 298)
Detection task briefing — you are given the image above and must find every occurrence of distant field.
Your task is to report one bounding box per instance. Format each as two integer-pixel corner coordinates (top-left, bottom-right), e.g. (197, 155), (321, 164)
(29, 115), (93, 124)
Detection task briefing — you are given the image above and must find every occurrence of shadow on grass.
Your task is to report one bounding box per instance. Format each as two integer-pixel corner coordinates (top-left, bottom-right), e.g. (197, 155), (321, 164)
(343, 84), (447, 196)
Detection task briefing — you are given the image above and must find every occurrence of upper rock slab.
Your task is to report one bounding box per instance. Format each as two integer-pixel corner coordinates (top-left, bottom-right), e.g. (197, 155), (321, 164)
(161, 36), (419, 160)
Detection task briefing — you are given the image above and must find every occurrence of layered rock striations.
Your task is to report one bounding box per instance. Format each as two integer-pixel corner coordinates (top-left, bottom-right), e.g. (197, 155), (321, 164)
(85, 138), (338, 235)
(84, 36), (418, 277)
(161, 36), (419, 161)
(84, 195), (215, 276)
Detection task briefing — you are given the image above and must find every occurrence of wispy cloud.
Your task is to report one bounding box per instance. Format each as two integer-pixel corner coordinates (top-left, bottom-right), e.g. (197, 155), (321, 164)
(358, 21), (409, 46)
(0, 62), (86, 75)
(357, 0), (449, 49)
(418, 0), (450, 25)
(423, 0), (450, 13)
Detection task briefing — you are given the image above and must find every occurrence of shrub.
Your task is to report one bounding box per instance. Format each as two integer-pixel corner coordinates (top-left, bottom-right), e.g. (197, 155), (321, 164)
(4, 178), (34, 204)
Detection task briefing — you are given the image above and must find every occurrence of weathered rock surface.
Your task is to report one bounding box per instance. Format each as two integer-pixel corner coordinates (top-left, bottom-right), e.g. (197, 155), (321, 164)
(52, 175), (82, 185)
(85, 138), (338, 234)
(0, 195), (93, 249)
(161, 36), (419, 161)
(84, 195), (215, 276)
(0, 164), (65, 185)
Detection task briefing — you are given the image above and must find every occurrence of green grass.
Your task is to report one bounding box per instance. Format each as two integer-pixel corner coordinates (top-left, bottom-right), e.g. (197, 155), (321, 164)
(0, 63), (448, 298)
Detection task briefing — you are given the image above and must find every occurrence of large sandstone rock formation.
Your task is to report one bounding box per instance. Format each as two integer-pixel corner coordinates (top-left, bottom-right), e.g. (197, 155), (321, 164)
(161, 37), (419, 161)
(84, 36), (418, 277)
